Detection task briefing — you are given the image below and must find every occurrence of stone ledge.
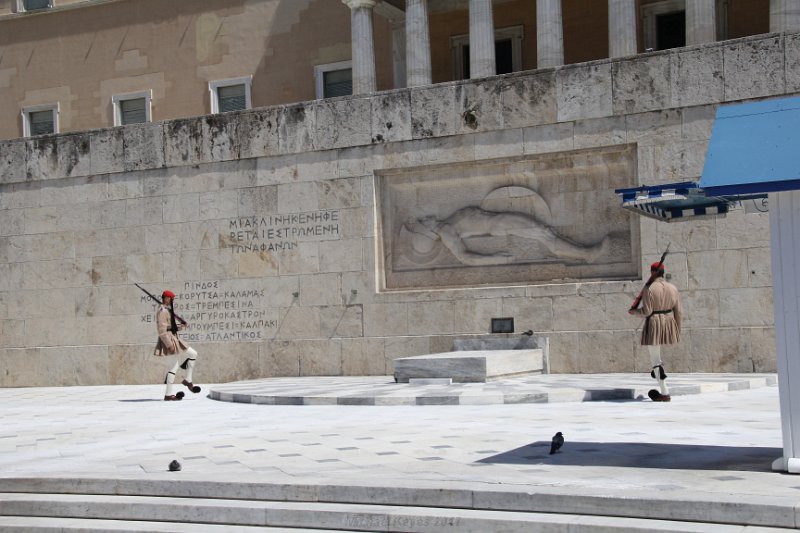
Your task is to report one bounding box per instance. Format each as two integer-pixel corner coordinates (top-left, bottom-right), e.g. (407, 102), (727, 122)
(0, 32), (796, 186)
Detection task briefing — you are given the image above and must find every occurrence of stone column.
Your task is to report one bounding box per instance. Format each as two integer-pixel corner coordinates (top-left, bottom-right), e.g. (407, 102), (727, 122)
(608, 0), (637, 57)
(537, 0), (564, 68)
(343, 0), (377, 94)
(771, 0), (800, 32)
(685, 0), (716, 45)
(469, 0), (496, 78)
(406, 0), (432, 87)
(392, 19), (407, 89)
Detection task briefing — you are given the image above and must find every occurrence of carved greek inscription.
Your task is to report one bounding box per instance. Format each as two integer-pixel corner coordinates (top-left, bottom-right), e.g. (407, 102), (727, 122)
(227, 210), (341, 253)
(140, 279), (278, 342)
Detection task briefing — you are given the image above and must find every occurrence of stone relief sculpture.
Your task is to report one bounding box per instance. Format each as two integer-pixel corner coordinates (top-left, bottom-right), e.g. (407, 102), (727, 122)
(377, 146), (638, 289)
(402, 205), (611, 267)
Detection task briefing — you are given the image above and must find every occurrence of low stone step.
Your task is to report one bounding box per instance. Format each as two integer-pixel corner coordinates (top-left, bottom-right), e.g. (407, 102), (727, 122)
(0, 493), (791, 533)
(0, 516), (354, 532)
(1, 476), (796, 529)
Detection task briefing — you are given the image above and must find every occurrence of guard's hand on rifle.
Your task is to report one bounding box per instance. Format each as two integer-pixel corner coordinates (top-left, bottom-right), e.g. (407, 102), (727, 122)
(628, 309), (637, 316)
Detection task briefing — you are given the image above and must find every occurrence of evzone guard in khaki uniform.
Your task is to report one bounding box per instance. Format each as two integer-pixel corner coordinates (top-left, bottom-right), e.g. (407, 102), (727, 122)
(628, 261), (682, 402)
(154, 290), (202, 401)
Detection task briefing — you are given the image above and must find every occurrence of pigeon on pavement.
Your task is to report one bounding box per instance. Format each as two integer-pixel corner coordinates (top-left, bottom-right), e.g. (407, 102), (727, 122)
(549, 432), (564, 455)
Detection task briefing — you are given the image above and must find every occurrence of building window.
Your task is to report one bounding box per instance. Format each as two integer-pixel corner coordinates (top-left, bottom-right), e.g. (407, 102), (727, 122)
(314, 60), (353, 99)
(22, 104), (58, 137)
(17, 0), (53, 12)
(209, 76), (252, 114)
(112, 90), (152, 126)
(450, 26), (524, 80)
(643, 0), (728, 51)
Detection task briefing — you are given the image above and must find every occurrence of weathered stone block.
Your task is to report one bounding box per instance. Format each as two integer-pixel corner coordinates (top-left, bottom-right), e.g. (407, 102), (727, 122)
(272, 241), (317, 275)
(719, 287), (774, 327)
(786, 33), (800, 93)
(298, 272), (343, 306)
(546, 331), (580, 373)
(613, 53), (671, 114)
(407, 300), (455, 335)
(0, 321), (24, 349)
(237, 185), (278, 217)
(277, 181), (319, 213)
(8, 232), (75, 263)
(21, 257), (92, 290)
(337, 145), (380, 179)
(749, 327), (776, 372)
(716, 211), (770, 249)
(0, 139), (27, 184)
(296, 149), (338, 182)
(203, 113), (240, 162)
(237, 249), (279, 278)
(163, 118), (205, 167)
(278, 103), (316, 154)
(553, 294), (606, 331)
(501, 296), (554, 332)
(474, 129), (524, 160)
(410, 83), (457, 139)
(688, 249), (750, 290)
(91, 256), (128, 285)
(501, 70), (557, 128)
(626, 109), (682, 146)
(382, 135), (475, 169)
(277, 306), (321, 340)
(364, 302), (409, 337)
(456, 79), (504, 134)
(557, 62), (613, 121)
(723, 35), (785, 101)
(261, 340), (300, 377)
(670, 46), (724, 108)
(123, 122), (165, 171)
(90, 128), (125, 176)
(57, 133), (91, 178)
(196, 342), (260, 384)
(74, 228), (145, 258)
(319, 238), (362, 273)
(453, 298), (503, 334)
(162, 193), (200, 223)
(522, 122), (574, 155)
(687, 327), (753, 373)
(746, 246), (773, 287)
(238, 107), (282, 159)
(199, 189), (239, 219)
(341, 337), (386, 375)
(321, 304), (363, 338)
(126, 254), (163, 284)
(573, 116), (626, 149)
(315, 97), (372, 150)
(317, 177), (362, 209)
(198, 247), (239, 279)
(371, 90), (412, 144)
(299, 339), (342, 376)
(0, 209), (23, 236)
(681, 289), (720, 328)
(576, 330), (636, 373)
(25, 135), (58, 180)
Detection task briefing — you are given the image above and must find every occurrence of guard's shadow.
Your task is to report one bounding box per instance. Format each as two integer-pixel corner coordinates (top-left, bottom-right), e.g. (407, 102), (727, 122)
(480, 441), (781, 472)
(118, 399), (162, 402)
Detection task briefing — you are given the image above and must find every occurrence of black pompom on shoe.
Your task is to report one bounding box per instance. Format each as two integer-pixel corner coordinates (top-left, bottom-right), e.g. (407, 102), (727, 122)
(168, 460), (182, 472)
(182, 380), (201, 393)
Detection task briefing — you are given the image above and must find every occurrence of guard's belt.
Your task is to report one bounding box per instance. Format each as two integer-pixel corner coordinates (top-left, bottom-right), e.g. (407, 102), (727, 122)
(649, 310), (673, 315)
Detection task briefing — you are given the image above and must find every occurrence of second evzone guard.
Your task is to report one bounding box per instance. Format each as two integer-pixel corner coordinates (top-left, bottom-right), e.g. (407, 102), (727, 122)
(629, 261), (683, 402)
(154, 290), (202, 401)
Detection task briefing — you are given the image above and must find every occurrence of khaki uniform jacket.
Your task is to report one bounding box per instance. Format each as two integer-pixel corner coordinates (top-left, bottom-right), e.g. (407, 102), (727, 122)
(153, 305), (188, 356)
(633, 277), (682, 346)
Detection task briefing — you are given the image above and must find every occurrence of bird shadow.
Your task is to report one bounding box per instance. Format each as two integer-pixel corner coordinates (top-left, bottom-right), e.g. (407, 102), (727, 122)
(478, 441), (781, 472)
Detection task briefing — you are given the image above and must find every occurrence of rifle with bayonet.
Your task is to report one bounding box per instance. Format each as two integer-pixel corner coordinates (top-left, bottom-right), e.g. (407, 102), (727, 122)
(630, 244), (670, 311)
(135, 283), (188, 333)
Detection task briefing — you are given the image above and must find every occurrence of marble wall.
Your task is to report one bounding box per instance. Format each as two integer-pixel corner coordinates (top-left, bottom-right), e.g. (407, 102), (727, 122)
(0, 32), (791, 386)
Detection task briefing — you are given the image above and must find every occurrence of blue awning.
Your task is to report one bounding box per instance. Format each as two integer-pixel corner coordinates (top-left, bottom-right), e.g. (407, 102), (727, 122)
(615, 182), (739, 222)
(700, 95), (800, 195)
